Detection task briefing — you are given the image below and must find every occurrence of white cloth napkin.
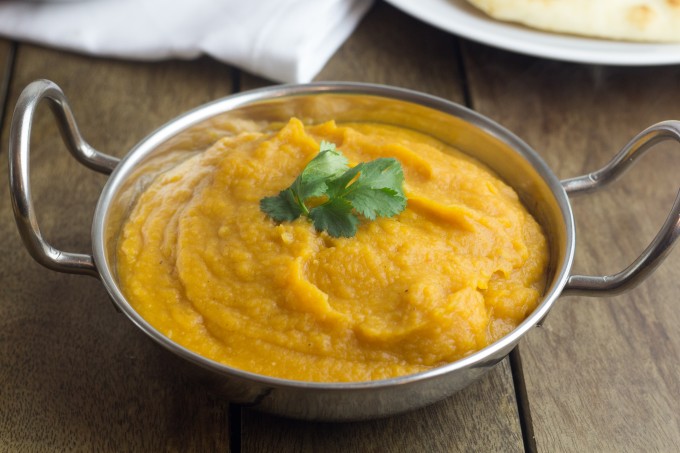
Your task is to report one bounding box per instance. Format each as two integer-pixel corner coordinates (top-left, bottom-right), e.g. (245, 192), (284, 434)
(0, 0), (373, 83)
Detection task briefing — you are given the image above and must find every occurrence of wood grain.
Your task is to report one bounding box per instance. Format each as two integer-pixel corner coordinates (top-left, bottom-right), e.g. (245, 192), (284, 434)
(461, 41), (680, 452)
(242, 361), (522, 453)
(0, 45), (234, 452)
(238, 3), (525, 453)
(0, 40), (13, 127)
(314, 1), (463, 101)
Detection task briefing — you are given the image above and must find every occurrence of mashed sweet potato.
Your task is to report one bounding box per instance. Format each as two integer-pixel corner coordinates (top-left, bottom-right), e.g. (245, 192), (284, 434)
(117, 118), (548, 382)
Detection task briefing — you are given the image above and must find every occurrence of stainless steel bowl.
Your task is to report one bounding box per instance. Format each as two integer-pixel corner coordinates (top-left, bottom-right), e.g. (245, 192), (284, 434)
(9, 79), (680, 421)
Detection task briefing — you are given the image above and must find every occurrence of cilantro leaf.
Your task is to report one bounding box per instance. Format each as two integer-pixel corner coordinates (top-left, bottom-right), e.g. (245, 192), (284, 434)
(293, 142), (348, 201)
(349, 187), (406, 220)
(310, 197), (358, 238)
(260, 141), (406, 238)
(341, 158), (406, 219)
(259, 188), (302, 222)
(354, 158), (405, 195)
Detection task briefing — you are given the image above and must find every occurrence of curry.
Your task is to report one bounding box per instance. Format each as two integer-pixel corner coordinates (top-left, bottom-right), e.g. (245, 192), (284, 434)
(117, 118), (548, 382)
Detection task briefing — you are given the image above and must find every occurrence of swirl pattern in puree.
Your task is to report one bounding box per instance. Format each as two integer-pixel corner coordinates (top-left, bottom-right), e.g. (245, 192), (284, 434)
(117, 118), (548, 382)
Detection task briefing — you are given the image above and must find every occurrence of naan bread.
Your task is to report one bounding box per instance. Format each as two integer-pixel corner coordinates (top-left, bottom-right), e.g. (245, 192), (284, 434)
(465, 0), (680, 42)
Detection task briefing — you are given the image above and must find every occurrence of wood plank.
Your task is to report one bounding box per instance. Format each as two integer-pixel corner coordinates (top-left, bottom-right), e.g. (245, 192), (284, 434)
(0, 39), (13, 128)
(314, 1), (463, 100)
(240, 4), (525, 452)
(462, 42), (680, 451)
(243, 362), (522, 453)
(0, 45), (234, 452)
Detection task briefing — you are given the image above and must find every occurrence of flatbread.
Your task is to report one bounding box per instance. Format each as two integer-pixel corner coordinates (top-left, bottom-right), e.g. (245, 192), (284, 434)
(464, 0), (680, 42)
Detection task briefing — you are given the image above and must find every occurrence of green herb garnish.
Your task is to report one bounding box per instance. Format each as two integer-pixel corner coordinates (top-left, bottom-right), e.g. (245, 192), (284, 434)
(260, 141), (406, 238)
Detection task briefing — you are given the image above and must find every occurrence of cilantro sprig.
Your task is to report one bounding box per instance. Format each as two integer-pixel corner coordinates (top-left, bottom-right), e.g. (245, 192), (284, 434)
(260, 141), (406, 238)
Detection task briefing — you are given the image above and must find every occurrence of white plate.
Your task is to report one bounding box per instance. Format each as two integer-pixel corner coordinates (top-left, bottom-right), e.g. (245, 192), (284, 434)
(385, 0), (680, 66)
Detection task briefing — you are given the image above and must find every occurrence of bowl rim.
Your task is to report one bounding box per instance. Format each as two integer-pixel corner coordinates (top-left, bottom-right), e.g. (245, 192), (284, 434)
(92, 81), (575, 390)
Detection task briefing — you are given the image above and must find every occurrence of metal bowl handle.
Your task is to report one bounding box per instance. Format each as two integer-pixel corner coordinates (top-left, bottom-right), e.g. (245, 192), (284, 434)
(8, 79), (120, 277)
(561, 120), (680, 296)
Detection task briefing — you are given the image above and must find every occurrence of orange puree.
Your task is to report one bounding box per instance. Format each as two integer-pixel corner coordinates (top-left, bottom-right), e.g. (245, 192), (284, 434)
(117, 118), (548, 382)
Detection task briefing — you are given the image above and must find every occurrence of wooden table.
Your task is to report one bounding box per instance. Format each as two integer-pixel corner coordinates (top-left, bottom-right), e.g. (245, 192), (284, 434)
(1, 2), (679, 451)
